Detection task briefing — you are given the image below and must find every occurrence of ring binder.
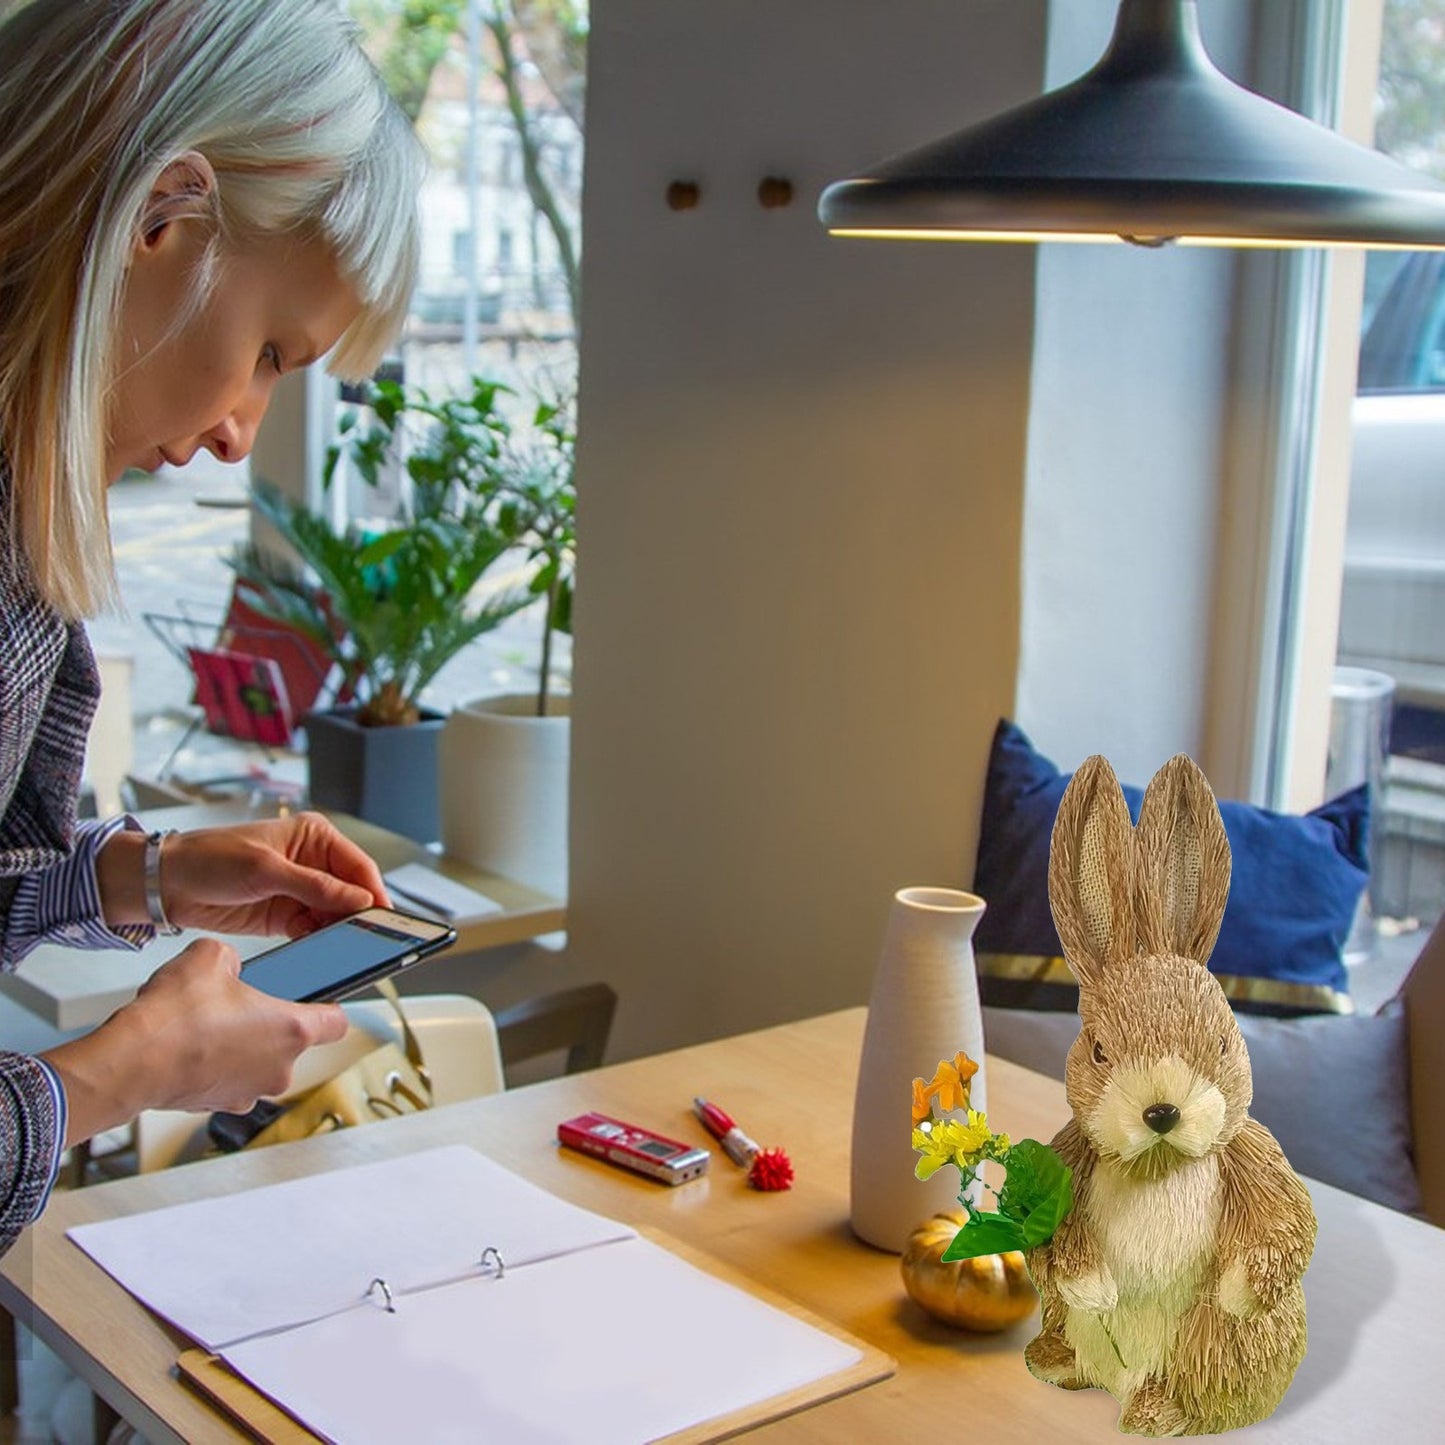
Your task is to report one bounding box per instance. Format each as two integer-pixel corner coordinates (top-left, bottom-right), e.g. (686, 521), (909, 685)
(73, 1146), (892, 1445)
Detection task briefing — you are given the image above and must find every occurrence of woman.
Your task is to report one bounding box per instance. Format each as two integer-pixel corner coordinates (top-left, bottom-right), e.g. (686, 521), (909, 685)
(0, 0), (426, 1256)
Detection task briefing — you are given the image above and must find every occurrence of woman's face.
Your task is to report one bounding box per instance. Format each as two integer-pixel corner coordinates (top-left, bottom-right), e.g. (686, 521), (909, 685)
(107, 222), (362, 483)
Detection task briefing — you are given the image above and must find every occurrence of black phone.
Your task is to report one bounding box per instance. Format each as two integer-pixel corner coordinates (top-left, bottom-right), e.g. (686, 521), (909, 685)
(239, 906), (458, 1004)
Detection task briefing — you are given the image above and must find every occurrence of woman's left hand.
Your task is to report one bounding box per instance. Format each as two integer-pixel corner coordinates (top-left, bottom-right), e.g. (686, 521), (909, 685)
(156, 812), (390, 937)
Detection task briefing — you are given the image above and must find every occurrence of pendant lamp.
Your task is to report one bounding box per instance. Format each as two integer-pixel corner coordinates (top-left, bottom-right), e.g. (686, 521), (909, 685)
(818, 0), (1445, 249)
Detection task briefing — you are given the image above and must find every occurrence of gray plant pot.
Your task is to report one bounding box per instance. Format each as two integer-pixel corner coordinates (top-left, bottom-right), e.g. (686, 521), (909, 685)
(303, 706), (444, 844)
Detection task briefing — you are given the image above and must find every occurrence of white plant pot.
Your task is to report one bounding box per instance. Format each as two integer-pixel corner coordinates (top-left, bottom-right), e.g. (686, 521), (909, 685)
(438, 694), (570, 897)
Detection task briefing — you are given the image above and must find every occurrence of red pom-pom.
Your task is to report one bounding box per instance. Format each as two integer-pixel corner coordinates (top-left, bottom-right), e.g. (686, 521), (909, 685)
(747, 1147), (794, 1191)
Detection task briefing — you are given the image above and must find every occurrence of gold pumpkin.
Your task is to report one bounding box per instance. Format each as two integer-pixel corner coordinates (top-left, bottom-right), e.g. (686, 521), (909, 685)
(900, 1211), (1039, 1332)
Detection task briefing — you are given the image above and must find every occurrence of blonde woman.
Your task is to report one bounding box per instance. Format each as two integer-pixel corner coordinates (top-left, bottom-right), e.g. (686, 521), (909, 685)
(0, 0), (426, 1255)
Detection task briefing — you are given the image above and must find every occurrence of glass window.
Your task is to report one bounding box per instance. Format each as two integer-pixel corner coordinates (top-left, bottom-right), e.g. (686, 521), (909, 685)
(346, 0), (586, 398)
(95, 4), (588, 789)
(1334, 0), (1445, 938)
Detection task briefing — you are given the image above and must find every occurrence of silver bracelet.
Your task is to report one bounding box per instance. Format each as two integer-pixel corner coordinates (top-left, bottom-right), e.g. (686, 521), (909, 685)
(143, 829), (182, 936)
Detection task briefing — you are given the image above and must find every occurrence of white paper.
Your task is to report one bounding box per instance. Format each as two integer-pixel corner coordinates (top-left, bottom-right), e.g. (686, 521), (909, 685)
(383, 863), (502, 922)
(68, 1146), (632, 1350)
(223, 1235), (862, 1445)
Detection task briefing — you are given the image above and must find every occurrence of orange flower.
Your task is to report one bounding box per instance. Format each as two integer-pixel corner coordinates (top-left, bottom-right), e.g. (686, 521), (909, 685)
(912, 1053), (980, 1121)
(952, 1051), (980, 1087)
(926, 1053), (979, 1115)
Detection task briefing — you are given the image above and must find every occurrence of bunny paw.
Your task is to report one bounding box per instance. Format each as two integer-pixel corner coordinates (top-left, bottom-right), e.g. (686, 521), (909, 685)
(1217, 1258), (1262, 1319)
(1024, 1331), (1088, 1390)
(1119, 1380), (1187, 1437)
(1058, 1267), (1118, 1313)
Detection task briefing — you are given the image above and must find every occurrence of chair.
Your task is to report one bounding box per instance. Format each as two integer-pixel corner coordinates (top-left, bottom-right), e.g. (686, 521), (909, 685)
(131, 983), (619, 1172)
(142, 583), (339, 783)
(133, 993), (506, 1172)
(1403, 915), (1445, 1224)
(493, 982), (618, 1083)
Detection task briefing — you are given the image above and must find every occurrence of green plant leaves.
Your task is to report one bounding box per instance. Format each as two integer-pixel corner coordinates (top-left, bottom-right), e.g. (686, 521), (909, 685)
(233, 373), (581, 722)
(233, 479), (528, 723)
(939, 1139), (1073, 1262)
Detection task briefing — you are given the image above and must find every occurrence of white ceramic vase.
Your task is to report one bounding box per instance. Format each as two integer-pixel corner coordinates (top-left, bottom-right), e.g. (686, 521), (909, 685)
(438, 693), (570, 897)
(850, 886), (987, 1253)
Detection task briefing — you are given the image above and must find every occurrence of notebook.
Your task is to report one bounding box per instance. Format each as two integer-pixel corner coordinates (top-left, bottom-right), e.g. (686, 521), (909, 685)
(68, 1146), (890, 1444)
(381, 863), (503, 923)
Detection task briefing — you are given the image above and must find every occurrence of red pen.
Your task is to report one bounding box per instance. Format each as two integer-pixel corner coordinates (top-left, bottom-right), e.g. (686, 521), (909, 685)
(693, 1097), (760, 1168)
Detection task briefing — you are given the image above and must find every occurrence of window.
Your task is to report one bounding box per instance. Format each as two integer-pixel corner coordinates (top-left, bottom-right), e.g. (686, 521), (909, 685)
(1333, 0), (1445, 933)
(346, 1), (586, 396)
(96, 4), (589, 790)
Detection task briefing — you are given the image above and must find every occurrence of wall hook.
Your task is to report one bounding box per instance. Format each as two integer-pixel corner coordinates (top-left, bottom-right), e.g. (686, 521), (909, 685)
(666, 180), (701, 211)
(757, 177), (794, 209)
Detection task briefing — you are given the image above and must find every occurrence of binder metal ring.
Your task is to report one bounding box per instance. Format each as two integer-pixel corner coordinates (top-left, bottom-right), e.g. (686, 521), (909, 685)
(366, 1277), (396, 1313)
(480, 1247), (505, 1279)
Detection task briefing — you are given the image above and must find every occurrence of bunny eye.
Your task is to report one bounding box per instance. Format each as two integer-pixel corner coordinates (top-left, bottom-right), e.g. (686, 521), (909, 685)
(1092, 1039), (1109, 1066)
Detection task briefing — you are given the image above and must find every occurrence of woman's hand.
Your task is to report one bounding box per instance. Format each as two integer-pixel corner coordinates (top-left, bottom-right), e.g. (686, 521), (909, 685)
(42, 938), (348, 1146)
(100, 812), (390, 937)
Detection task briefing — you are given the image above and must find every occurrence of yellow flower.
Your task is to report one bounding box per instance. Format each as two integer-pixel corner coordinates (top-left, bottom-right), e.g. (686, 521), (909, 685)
(912, 1122), (955, 1180)
(938, 1113), (992, 1163)
(911, 1106), (1006, 1181)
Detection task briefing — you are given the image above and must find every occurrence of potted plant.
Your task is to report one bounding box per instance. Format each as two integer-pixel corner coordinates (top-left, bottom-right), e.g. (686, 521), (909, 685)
(230, 383), (529, 842)
(437, 387), (577, 897)
(312, 375), (578, 890)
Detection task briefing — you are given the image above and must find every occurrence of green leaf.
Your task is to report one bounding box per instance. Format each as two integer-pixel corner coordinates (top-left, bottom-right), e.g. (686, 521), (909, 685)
(933, 1139), (1074, 1262)
(358, 530), (410, 567)
(998, 1139), (1074, 1249)
(940, 1212), (1027, 1260)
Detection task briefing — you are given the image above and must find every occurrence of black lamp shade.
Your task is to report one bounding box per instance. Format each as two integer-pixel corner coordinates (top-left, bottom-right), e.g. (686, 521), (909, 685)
(818, 0), (1445, 248)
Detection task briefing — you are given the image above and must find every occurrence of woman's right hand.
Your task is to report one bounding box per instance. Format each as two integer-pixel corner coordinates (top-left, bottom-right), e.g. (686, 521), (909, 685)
(41, 939), (348, 1147)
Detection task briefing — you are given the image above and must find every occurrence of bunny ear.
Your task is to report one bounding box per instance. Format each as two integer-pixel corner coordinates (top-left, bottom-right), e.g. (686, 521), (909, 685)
(1048, 755), (1136, 988)
(1133, 754), (1231, 964)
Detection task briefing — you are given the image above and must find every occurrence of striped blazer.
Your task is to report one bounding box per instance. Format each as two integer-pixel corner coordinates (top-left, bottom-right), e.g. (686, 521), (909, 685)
(1, 469), (149, 1256)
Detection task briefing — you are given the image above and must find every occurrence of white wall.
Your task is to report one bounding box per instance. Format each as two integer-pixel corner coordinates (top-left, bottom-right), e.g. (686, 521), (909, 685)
(568, 0), (1049, 1059)
(1014, 0), (1254, 783)
(557, 0), (1328, 1061)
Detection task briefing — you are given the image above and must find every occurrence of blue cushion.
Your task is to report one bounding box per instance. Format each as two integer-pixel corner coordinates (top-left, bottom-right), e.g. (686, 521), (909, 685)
(973, 721), (1368, 1015)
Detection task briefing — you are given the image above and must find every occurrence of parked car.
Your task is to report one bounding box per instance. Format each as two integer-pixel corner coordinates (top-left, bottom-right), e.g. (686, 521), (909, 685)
(1339, 250), (1445, 741)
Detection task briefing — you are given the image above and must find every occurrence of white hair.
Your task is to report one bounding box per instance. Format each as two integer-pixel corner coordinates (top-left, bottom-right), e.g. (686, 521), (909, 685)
(0, 0), (425, 617)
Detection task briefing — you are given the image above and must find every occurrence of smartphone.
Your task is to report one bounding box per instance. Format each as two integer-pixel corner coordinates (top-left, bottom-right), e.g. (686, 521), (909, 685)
(239, 906), (457, 1004)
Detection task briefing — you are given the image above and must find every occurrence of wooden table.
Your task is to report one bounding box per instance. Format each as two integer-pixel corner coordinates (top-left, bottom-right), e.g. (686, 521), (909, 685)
(0, 803), (566, 1031)
(2, 1008), (1441, 1443)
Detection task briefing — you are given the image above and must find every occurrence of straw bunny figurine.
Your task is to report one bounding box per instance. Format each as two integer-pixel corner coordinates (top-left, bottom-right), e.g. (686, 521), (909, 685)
(1023, 754), (1317, 1436)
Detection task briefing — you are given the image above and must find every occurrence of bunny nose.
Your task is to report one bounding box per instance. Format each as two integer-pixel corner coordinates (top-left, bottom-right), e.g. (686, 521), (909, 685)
(1143, 1103), (1180, 1134)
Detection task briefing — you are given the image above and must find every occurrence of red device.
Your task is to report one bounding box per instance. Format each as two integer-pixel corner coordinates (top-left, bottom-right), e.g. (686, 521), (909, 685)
(557, 1112), (710, 1186)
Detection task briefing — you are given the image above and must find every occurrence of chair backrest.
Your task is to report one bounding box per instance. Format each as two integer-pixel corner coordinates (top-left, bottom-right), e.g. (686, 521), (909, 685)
(187, 647), (295, 747)
(494, 982), (618, 1082)
(221, 588), (339, 719)
(1404, 916), (1445, 1225)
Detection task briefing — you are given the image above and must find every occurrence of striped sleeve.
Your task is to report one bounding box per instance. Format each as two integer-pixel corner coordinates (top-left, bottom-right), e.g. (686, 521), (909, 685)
(0, 1050), (65, 1257)
(1, 815), (154, 969)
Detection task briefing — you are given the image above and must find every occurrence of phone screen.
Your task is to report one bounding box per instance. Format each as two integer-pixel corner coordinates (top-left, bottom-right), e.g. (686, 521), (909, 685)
(241, 913), (451, 1003)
